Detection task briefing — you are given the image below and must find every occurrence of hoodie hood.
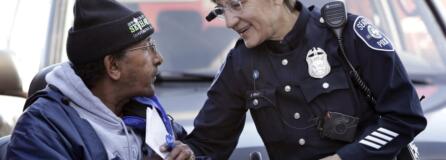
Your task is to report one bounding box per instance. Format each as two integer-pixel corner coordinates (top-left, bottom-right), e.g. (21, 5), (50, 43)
(46, 62), (120, 123)
(46, 62), (142, 159)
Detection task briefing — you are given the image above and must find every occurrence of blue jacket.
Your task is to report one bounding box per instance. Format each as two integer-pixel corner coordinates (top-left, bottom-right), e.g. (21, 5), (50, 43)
(185, 2), (427, 160)
(6, 87), (109, 159)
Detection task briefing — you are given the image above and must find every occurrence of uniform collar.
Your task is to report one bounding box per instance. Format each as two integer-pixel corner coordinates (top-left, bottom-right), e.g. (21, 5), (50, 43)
(264, 1), (310, 54)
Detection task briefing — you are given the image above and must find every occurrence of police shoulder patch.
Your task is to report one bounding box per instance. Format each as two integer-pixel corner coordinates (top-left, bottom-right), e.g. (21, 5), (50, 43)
(353, 16), (395, 52)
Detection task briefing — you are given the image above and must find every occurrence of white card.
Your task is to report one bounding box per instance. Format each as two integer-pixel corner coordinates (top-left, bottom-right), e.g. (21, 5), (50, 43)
(145, 107), (169, 159)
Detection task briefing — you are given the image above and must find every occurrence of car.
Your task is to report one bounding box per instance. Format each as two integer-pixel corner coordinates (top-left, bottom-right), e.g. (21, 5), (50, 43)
(1, 0), (446, 159)
(0, 0), (55, 138)
(0, 50), (26, 138)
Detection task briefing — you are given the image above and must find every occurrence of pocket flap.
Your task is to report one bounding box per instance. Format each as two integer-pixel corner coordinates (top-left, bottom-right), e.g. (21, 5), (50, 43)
(245, 88), (276, 110)
(300, 68), (350, 102)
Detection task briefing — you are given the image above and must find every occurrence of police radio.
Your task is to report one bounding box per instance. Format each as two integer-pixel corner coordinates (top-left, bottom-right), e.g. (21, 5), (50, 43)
(321, 0), (376, 105)
(321, 0), (347, 39)
(318, 0), (360, 143)
(321, 1), (419, 159)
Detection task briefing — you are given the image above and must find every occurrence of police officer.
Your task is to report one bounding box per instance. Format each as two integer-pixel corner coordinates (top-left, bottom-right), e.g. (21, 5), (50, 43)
(184, 0), (427, 159)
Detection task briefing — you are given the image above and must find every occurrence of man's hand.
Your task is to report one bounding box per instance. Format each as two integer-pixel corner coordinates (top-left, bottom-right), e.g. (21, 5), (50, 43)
(320, 154), (342, 160)
(160, 141), (195, 160)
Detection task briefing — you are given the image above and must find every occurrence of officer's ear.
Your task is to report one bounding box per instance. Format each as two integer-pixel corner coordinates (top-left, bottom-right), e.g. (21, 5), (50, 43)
(104, 55), (122, 81)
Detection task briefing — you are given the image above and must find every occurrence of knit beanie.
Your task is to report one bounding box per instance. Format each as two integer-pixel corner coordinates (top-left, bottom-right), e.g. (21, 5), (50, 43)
(67, 0), (154, 64)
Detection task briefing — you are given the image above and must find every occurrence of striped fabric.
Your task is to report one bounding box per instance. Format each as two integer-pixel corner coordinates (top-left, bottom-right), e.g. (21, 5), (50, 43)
(359, 127), (399, 149)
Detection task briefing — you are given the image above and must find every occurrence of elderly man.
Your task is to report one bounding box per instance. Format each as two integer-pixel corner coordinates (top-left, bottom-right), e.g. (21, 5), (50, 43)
(6, 0), (193, 159)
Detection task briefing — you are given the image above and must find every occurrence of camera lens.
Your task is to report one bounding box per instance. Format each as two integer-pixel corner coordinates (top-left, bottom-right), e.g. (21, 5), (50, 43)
(335, 124), (347, 134)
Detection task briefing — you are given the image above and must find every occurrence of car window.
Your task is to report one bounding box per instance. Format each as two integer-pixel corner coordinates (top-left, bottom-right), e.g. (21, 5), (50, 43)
(434, 0), (446, 21)
(0, 96), (25, 137)
(120, 0), (238, 78)
(0, 0), (53, 91)
(346, 0), (446, 76)
(0, 0), (53, 137)
(117, 0), (446, 78)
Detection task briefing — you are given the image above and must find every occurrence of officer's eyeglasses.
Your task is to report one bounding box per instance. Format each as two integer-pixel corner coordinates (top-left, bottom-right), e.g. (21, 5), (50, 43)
(125, 39), (158, 54)
(206, 0), (244, 22)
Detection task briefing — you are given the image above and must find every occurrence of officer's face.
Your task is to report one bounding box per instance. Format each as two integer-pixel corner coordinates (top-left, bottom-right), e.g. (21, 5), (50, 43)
(218, 0), (284, 48)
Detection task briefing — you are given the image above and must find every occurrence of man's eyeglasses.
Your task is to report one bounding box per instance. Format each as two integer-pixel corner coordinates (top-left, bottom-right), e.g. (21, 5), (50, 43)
(206, 0), (243, 22)
(125, 39), (158, 54)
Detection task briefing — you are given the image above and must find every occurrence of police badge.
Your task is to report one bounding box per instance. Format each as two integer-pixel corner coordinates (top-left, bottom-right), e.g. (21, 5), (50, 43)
(306, 47), (331, 79)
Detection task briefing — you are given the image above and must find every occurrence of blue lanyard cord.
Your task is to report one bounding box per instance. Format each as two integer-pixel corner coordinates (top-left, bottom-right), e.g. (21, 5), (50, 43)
(133, 96), (176, 151)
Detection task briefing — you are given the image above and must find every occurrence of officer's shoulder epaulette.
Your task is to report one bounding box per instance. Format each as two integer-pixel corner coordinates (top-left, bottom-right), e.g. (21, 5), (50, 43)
(353, 16), (395, 52)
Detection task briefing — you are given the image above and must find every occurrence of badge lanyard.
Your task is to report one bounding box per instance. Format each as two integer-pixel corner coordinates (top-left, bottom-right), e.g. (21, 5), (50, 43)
(133, 96), (176, 151)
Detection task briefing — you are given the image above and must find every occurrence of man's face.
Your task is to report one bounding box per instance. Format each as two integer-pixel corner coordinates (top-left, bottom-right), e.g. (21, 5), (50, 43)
(119, 38), (163, 97)
(217, 0), (281, 48)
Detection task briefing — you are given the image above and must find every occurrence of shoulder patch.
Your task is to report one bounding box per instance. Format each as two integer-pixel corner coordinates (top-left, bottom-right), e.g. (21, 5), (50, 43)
(353, 16), (395, 52)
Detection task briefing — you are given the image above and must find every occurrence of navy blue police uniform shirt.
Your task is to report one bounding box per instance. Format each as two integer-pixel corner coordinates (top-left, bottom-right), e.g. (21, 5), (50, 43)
(184, 2), (427, 160)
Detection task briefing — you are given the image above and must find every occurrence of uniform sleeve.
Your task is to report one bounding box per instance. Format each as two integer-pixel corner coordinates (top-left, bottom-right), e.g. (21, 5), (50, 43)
(337, 16), (427, 160)
(6, 106), (72, 159)
(184, 51), (247, 160)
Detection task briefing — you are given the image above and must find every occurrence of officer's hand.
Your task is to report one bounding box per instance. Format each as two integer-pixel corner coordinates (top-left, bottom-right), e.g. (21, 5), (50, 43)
(320, 154), (341, 160)
(160, 141), (195, 160)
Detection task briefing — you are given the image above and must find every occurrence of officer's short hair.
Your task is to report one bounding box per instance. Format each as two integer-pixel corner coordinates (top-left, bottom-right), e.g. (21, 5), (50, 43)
(72, 51), (126, 89)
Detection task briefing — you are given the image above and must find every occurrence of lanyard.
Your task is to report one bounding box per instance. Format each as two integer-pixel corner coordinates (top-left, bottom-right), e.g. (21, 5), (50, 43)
(133, 96), (176, 151)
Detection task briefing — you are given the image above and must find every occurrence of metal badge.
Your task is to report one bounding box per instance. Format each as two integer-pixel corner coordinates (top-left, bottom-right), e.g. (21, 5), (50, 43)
(306, 47), (331, 79)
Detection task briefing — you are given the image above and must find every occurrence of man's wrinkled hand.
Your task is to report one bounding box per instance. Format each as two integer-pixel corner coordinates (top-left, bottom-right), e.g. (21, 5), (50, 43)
(160, 141), (195, 160)
(320, 154), (342, 160)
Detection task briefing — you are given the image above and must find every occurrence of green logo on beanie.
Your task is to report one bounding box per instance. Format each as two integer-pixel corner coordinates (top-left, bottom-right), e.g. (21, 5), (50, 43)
(128, 15), (151, 34)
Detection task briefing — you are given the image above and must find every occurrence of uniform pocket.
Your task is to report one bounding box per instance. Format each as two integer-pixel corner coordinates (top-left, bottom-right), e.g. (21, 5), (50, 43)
(300, 67), (350, 103)
(299, 67), (358, 116)
(245, 88), (276, 110)
(245, 88), (285, 142)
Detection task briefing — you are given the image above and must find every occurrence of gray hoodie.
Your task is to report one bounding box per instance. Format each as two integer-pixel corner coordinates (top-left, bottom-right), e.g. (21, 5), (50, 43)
(46, 62), (143, 160)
